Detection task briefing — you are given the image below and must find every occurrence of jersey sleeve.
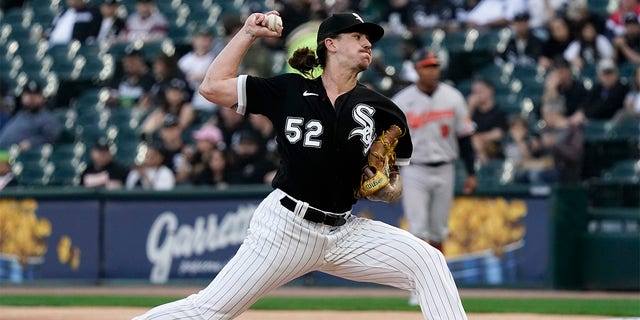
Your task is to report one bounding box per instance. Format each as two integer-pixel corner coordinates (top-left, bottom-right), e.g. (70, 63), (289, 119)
(237, 74), (295, 118)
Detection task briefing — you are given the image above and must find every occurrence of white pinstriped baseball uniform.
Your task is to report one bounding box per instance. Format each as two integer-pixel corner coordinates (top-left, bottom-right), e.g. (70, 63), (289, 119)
(392, 82), (475, 242)
(133, 190), (467, 320)
(133, 12), (466, 320)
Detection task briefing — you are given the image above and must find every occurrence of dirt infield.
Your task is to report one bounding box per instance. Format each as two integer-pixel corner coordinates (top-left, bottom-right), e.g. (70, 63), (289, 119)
(0, 307), (612, 320)
(0, 286), (637, 320)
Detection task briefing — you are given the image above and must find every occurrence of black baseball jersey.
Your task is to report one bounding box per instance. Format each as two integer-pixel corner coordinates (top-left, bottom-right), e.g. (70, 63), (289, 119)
(238, 73), (412, 212)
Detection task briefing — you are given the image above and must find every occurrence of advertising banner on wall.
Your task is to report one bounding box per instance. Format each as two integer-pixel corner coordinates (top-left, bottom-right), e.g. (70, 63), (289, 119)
(102, 195), (548, 286)
(0, 199), (101, 283)
(347, 196), (549, 286)
(103, 199), (260, 283)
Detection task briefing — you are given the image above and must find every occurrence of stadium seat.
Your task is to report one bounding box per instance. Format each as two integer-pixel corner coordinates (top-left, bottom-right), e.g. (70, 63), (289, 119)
(14, 144), (53, 165)
(475, 28), (509, 54)
(49, 159), (86, 186)
(50, 142), (85, 164)
(113, 140), (141, 166)
(14, 41), (48, 62)
(14, 160), (54, 186)
(476, 160), (511, 185)
(442, 30), (470, 53)
(375, 34), (404, 72)
(140, 40), (176, 61)
(609, 120), (640, 140)
(584, 120), (610, 141)
(1, 8), (30, 29)
(46, 41), (81, 63)
(417, 28), (446, 50)
(603, 159), (640, 182)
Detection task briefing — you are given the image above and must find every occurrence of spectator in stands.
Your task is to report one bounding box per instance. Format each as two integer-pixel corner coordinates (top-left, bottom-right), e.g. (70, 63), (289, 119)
(178, 26), (218, 112)
(510, 124), (555, 184)
(563, 19), (615, 71)
(380, 0), (418, 35)
(140, 78), (195, 138)
(539, 16), (573, 70)
(107, 47), (154, 110)
(191, 148), (230, 188)
(0, 79), (12, 131)
(538, 96), (584, 184)
(421, 0), (461, 31)
(0, 81), (61, 150)
(80, 137), (128, 189)
(464, 0), (525, 29)
(119, 0), (168, 43)
(212, 105), (251, 149)
(520, 0), (568, 39)
(213, 15), (244, 58)
(47, 0), (101, 45)
(178, 124), (224, 184)
(606, 0), (640, 38)
(248, 114), (279, 166)
(151, 114), (186, 173)
(383, 0), (458, 34)
(467, 78), (508, 164)
(613, 13), (640, 64)
(226, 129), (277, 185)
(503, 115), (534, 177)
(273, 0), (315, 49)
(0, 150), (17, 190)
(579, 59), (630, 121)
(96, 0), (126, 43)
(150, 53), (190, 105)
(0, 0), (25, 11)
(497, 12), (544, 66)
(542, 57), (589, 119)
(125, 142), (175, 190)
(613, 64), (640, 125)
(397, 35), (422, 83)
(564, 0), (606, 36)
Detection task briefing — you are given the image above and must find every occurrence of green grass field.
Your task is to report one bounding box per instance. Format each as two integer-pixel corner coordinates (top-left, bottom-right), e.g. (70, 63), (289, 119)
(0, 295), (638, 317)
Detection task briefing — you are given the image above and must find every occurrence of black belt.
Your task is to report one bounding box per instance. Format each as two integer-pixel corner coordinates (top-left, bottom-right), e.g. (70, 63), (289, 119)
(418, 161), (450, 167)
(280, 196), (347, 227)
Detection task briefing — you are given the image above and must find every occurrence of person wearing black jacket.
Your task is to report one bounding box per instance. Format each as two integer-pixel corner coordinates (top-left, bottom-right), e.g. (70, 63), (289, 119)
(47, 0), (102, 45)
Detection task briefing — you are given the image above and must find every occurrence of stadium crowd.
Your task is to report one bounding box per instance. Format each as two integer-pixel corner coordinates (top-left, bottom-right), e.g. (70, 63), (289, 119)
(0, 0), (637, 194)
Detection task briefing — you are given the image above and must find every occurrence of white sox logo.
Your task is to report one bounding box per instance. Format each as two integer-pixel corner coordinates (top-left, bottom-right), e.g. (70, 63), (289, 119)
(349, 103), (375, 155)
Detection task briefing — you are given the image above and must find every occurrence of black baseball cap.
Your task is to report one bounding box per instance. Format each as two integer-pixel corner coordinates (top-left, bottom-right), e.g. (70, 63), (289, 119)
(93, 137), (111, 151)
(513, 12), (530, 22)
(103, 0), (119, 5)
(166, 77), (187, 91)
(317, 13), (384, 44)
(623, 12), (639, 24)
(23, 80), (43, 94)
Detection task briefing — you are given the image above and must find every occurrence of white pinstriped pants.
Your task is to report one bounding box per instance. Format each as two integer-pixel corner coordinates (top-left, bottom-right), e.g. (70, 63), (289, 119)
(133, 188), (467, 320)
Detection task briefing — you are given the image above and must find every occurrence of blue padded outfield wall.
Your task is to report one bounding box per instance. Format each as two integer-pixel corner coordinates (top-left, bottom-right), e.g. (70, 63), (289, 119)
(0, 188), (549, 287)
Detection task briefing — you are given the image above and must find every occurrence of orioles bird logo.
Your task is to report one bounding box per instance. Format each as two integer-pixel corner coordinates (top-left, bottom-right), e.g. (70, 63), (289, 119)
(349, 103), (376, 155)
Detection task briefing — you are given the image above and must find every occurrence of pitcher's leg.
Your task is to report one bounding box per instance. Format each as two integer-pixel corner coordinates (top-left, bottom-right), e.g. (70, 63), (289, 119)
(322, 218), (466, 319)
(133, 190), (325, 320)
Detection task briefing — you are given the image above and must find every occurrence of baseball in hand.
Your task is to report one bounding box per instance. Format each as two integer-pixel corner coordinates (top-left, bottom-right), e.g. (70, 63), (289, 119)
(266, 14), (282, 32)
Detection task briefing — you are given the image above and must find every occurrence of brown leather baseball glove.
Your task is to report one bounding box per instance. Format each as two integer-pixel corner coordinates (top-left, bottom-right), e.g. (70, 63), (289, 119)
(356, 124), (403, 202)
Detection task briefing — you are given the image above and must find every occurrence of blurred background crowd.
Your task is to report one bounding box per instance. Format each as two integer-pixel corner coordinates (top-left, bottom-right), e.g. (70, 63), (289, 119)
(0, 0), (637, 201)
